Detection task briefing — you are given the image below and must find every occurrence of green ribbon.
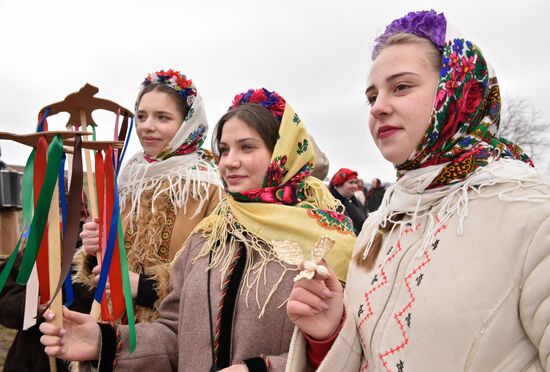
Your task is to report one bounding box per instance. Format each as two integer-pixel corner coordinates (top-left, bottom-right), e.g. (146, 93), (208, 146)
(16, 135), (64, 284)
(0, 147), (36, 294)
(21, 149), (36, 228)
(117, 215), (136, 352)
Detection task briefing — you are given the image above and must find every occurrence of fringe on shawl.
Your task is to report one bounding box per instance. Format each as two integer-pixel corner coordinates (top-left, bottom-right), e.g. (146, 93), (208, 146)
(298, 176), (345, 212)
(190, 201), (295, 318)
(361, 159), (550, 261)
(189, 177), (342, 318)
(119, 156), (221, 224)
(116, 155), (220, 321)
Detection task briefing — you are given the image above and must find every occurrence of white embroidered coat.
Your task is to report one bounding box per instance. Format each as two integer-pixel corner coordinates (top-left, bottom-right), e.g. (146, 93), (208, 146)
(287, 180), (550, 372)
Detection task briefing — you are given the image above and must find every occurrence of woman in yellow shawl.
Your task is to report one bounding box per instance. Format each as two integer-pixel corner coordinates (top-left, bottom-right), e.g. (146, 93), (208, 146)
(40, 88), (355, 372)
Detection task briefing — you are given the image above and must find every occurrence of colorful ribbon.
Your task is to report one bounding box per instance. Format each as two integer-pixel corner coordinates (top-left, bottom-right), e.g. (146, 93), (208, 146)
(117, 115), (133, 169)
(95, 146), (124, 320)
(117, 187), (136, 352)
(58, 154), (75, 307)
(17, 135), (64, 284)
(106, 148), (124, 319)
(34, 137), (50, 303)
(37, 108), (50, 132)
(42, 136), (84, 313)
(93, 144), (136, 351)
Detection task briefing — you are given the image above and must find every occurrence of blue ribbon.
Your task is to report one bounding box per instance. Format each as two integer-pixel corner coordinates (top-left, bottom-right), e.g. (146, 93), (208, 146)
(118, 116), (134, 169)
(93, 166), (120, 303)
(37, 108), (50, 132)
(58, 155), (67, 234)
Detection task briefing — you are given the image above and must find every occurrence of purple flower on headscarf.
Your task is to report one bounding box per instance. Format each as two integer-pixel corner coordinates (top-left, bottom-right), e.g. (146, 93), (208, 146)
(372, 10), (447, 60)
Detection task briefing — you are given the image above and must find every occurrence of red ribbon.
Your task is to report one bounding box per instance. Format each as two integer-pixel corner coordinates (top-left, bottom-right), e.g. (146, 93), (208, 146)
(98, 147), (125, 321)
(34, 137), (50, 304)
(106, 146), (124, 319)
(95, 151), (112, 321)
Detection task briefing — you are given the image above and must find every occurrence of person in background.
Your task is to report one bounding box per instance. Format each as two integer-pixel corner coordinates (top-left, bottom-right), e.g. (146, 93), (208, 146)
(365, 177), (386, 212)
(353, 178), (367, 207)
(329, 168), (367, 234)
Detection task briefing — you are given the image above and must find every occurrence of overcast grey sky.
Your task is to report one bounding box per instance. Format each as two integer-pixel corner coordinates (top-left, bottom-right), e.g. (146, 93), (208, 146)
(1, 0), (548, 181)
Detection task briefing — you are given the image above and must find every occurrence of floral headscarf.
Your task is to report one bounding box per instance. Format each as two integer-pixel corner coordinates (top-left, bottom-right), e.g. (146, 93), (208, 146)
(373, 10), (532, 190)
(192, 88), (356, 314)
(137, 69), (208, 163)
(119, 69), (221, 221)
(360, 10), (541, 265)
(228, 89), (314, 205)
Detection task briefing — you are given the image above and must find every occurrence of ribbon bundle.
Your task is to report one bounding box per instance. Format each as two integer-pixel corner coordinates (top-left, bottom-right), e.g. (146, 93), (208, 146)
(84, 110), (136, 350)
(93, 147), (132, 323)
(92, 110), (136, 350)
(0, 129), (79, 318)
(0, 107), (137, 352)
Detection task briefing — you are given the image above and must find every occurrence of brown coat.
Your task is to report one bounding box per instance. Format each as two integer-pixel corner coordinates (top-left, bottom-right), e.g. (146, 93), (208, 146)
(111, 233), (296, 371)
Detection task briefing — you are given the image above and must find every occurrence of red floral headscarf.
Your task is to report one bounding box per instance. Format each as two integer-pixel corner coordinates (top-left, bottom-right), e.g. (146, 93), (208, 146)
(376, 11), (533, 189)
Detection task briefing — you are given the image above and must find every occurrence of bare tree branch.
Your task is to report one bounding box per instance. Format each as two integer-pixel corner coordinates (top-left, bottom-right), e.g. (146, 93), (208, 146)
(499, 96), (550, 172)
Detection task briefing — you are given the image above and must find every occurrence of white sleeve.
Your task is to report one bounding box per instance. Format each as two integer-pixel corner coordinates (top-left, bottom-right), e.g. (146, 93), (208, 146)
(285, 306), (363, 372)
(519, 215), (550, 370)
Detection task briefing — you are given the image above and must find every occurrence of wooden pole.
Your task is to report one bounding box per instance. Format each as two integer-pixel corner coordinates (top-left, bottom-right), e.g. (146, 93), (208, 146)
(79, 110), (102, 320)
(47, 183), (63, 372)
(79, 110), (98, 219)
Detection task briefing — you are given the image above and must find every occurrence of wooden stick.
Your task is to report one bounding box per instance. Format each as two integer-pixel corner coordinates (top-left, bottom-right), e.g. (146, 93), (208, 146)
(66, 153), (73, 194)
(79, 110), (98, 220)
(47, 183), (63, 372)
(79, 110), (102, 320)
(22, 265), (39, 331)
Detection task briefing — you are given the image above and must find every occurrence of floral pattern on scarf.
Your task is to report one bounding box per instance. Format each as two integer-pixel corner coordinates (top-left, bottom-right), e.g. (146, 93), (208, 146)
(139, 70), (208, 163)
(305, 208), (355, 233)
(119, 70), (221, 223)
(152, 122), (207, 161)
(394, 30), (533, 189)
(227, 92), (354, 235)
(228, 95), (320, 206)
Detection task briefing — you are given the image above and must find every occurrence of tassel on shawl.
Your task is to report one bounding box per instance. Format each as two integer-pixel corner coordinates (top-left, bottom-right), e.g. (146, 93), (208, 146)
(119, 156), (221, 223)
(190, 201), (297, 318)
